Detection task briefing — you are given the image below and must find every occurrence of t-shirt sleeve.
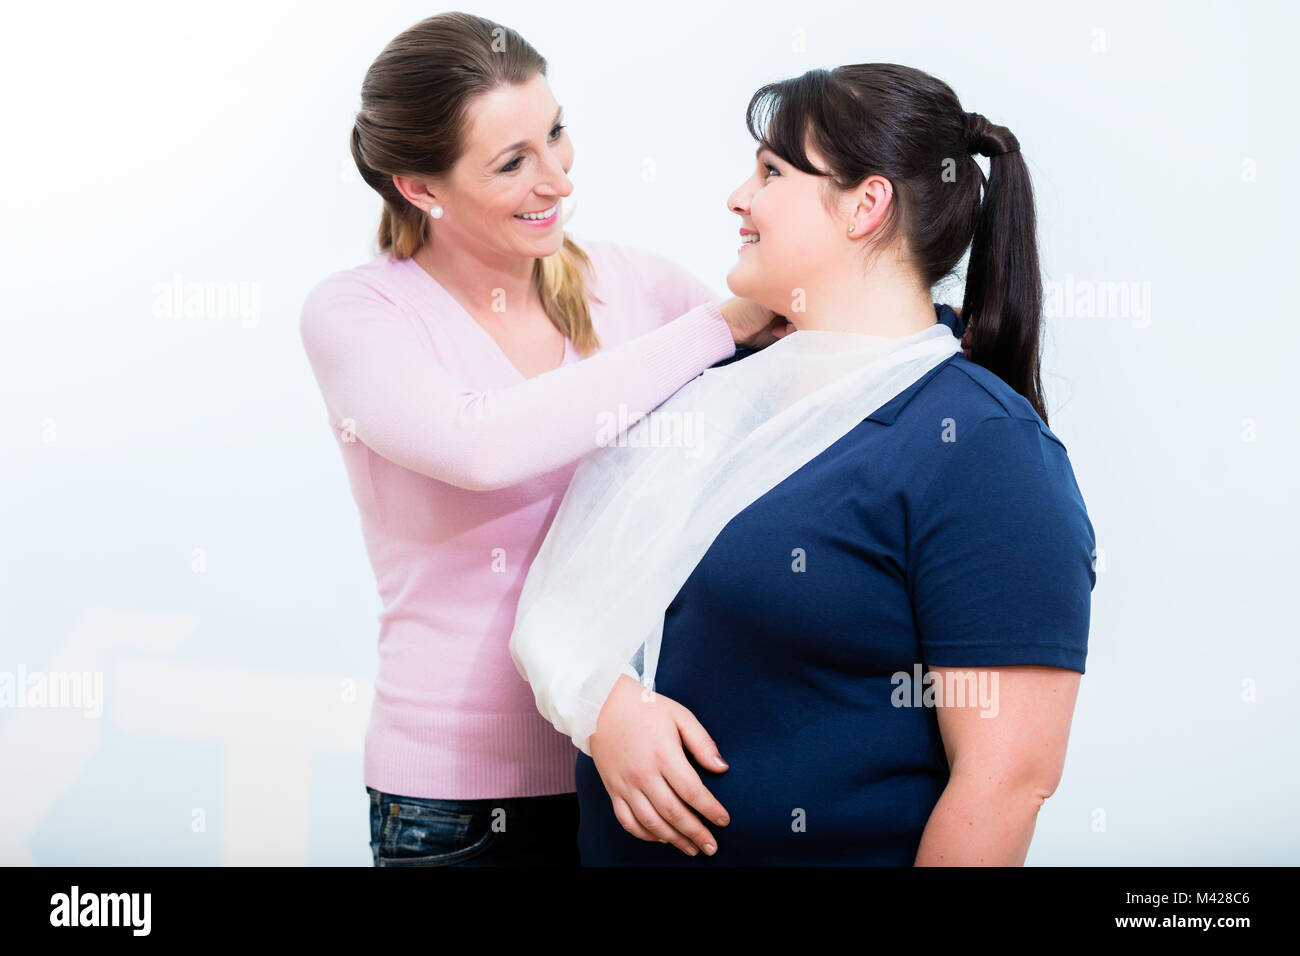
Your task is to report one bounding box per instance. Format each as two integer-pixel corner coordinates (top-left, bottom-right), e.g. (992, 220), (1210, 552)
(298, 272), (735, 492)
(906, 416), (1096, 673)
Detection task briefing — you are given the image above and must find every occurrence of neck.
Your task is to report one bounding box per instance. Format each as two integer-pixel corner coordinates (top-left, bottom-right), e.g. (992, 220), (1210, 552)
(785, 258), (936, 338)
(411, 227), (538, 320)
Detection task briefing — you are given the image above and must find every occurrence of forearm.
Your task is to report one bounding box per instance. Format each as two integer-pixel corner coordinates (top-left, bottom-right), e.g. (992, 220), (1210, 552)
(302, 287), (735, 491)
(913, 773), (1046, 866)
(459, 303), (734, 488)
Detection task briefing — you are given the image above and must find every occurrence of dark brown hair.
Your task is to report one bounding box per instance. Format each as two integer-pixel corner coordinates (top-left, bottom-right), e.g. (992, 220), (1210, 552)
(745, 64), (1047, 424)
(349, 12), (602, 354)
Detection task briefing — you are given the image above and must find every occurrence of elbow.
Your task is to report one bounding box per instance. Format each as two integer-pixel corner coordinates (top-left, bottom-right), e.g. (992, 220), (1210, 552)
(439, 433), (535, 492)
(388, 443), (522, 492)
(1017, 762), (1065, 813)
(451, 466), (509, 493)
(951, 758), (1065, 813)
(1027, 780), (1057, 814)
(455, 456), (522, 492)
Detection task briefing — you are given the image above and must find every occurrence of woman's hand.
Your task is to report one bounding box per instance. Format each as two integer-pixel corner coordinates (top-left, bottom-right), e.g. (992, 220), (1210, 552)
(718, 297), (795, 350)
(588, 675), (730, 857)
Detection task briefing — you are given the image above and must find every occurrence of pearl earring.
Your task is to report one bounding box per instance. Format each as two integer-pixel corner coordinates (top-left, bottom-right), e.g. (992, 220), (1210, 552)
(429, 205), (443, 219)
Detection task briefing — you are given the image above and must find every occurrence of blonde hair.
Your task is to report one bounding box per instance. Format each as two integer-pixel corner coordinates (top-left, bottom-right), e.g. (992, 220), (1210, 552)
(350, 12), (602, 354)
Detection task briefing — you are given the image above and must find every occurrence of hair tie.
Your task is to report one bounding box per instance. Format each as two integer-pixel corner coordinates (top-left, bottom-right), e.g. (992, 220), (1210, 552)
(963, 111), (1020, 157)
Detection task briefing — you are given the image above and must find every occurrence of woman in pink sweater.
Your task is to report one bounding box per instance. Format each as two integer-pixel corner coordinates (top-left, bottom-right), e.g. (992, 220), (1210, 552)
(298, 13), (783, 866)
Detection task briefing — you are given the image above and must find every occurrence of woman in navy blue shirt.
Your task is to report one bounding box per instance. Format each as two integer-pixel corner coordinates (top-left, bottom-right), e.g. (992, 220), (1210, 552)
(576, 64), (1096, 865)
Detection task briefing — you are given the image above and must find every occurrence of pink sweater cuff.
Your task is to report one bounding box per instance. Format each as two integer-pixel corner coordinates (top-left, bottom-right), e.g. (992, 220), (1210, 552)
(643, 302), (735, 393)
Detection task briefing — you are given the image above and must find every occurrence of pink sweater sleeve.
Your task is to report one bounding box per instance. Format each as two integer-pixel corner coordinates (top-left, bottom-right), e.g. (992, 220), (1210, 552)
(299, 273), (736, 492)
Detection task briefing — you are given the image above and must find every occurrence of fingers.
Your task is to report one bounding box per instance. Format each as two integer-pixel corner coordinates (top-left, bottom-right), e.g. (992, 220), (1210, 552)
(642, 776), (717, 856)
(610, 795), (663, 844)
(662, 756), (729, 832)
(625, 790), (704, 857)
(673, 719), (730, 826)
(593, 689), (730, 859)
(765, 317), (796, 342)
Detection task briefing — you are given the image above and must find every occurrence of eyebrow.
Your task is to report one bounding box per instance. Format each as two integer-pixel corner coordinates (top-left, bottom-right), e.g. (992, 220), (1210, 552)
(489, 106), (564, 165)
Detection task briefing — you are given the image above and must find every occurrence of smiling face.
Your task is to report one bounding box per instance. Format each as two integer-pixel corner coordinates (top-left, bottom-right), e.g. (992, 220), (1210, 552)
(725, 136), (845, 315)
(420, 72), (574, 260)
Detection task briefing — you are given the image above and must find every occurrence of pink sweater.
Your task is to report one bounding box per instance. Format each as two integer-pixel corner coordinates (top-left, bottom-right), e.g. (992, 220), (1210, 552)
(298, 238), (735, 799)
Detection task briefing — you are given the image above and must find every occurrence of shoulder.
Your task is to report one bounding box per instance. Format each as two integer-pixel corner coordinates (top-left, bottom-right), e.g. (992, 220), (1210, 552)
(897, 353), (1068, 454)
(568, 235), (625, 268)
(302, 254), (408, 310)
(571, 235), (709, 297)
(559, 236), (639, 303)
(297, 256), (440, 365)
(877, 354), (1090, 526)
(299, 254), (414, 343)
(569, 235), (720, 340)
(573, 236), (666, 274)
(562, 236), (630, 284)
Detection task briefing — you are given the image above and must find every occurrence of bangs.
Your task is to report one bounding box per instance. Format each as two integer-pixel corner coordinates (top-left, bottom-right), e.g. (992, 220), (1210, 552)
(744, 69), (836, 177)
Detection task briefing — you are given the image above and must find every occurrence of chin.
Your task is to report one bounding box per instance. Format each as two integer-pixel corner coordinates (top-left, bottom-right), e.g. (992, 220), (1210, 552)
(724, 269), (751, 299)
(726, 274), (774, 312)
(532, 232), (566, 256)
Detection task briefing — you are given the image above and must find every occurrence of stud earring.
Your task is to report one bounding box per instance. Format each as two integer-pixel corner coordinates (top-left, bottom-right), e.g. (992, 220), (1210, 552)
(429, 205), (443, 219)
(848, 222), (855, 233)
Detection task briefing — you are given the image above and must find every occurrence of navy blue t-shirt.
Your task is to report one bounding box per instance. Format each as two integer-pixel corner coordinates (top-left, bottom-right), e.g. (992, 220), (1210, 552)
(574, 306), (1097, 865)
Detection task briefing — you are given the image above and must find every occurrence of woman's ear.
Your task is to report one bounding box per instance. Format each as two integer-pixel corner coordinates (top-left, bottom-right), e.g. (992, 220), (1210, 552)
(391, 173), (440, 211)
(849, 174), (894, 236)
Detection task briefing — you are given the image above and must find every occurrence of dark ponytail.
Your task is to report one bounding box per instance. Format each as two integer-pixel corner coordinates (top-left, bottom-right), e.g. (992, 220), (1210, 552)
(958, 112), (1047, 425)
(744, 65), (1049, 426)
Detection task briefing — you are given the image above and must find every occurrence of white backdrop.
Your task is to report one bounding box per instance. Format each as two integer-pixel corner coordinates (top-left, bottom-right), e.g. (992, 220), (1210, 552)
(2, 0), (1296, 865)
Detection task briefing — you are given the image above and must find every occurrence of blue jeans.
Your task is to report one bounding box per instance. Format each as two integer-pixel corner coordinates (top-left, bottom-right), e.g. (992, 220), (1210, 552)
(366, 786), (579, 867)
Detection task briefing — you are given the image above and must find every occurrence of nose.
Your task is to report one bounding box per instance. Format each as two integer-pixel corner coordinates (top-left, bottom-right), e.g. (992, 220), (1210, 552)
(727, 175), (755, 217)
(534, 148), (574, 198)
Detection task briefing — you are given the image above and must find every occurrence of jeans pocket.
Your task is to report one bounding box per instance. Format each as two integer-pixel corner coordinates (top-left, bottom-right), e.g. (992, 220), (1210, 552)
(375, 795), (498, 867)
